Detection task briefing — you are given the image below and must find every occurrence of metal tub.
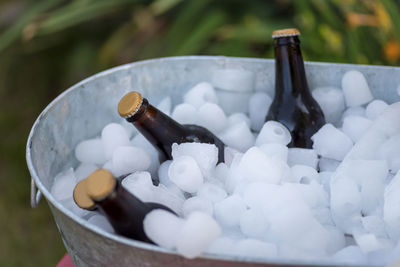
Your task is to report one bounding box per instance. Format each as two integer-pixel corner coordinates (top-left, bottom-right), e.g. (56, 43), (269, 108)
(26, 56), (400, 267)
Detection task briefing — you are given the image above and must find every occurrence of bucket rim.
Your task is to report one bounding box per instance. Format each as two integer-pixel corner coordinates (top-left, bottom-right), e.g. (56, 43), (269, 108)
(26, 55), (390, 267)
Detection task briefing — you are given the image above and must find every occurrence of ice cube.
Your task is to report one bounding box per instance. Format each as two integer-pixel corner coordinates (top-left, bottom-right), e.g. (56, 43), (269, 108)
(74, 163), (98, 182)
(242, 182), (281, 210)
(205, 237), (236, 256)
(219, 121), (255, 152)
(318, 157), (340, 172)
(342, 70), (373, 107)
(197, 183), (227, 203)
(311, 124), (353, 161)
(238, 147), (285, 184)
(384, 171), (400, 241)
(214, 195), (247, 227)
(182, 196), (213, 217)
(213, 162), (229, 183)
(121, 171), (154, 202)
(176, 212), (221, 259)
(171, 142), (218, 177)
(101, 123), (131, 160)
(227, 113), (251, 128)
(119, 119), (137, 139)
(51, 168), (76, 201)
(312, 86), (345, 124)
(287, 148), (318, 169)
(171, 103), (197, 124)
(365, 99), (388, 121)
(255, 121), (291, 146)
(362, 216), (388, 238)
(158, 160), (173, 186)
(152, 184), (185, 216)
(234, 239), (278, 259)
(212, 69), (255, 92)
(224, 146), (241, 167)
(111, 146), (151, 177)
(168, 155), (204, 193)
(248, 92), (272, 131)
(130, 133), (160, 177)
(88, 214), (115, 233)
(239, 208), (270, 239)
(183, 82), (218, 108)
(75, 138), (106, 165)
(325, 226), (346, 254)
(197, 103), (228, 134)
(342, 106), (366, 119)
(342, 115), (372, 142)
(143, 209), (184, 249)
(290, 165), (319, 184)
(353, 233), (384, 253)
(157, 96), (172, 115)
(377, 134), (400, 173)
(259, 143), (288, 162)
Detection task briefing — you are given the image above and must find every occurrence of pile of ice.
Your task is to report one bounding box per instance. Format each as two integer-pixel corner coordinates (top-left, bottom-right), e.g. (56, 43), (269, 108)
(51, 69), (400, 266)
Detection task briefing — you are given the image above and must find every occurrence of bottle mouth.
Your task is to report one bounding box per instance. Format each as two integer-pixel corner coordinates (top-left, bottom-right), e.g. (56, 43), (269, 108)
(118, 91), (144, 119)
(272, 28), (300, 38)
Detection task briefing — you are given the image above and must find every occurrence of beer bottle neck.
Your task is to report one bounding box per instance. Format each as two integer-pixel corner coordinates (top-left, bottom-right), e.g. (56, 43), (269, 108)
(127, 99), (186, 160)
(274, 36), (310, 98)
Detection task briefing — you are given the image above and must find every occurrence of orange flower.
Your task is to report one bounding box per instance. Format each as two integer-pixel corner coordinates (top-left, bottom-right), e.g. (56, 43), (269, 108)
(384, 40), (400, 61)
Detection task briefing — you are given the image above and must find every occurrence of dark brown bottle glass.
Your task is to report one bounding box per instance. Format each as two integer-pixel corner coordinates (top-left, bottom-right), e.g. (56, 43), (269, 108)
(266, 28), (325, 148)
(85, 169), (175, 243)
(118, 91), (225, 163)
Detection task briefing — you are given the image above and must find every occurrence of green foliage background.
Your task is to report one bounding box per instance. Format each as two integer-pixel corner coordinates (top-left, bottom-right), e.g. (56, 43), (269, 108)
(1, 0), (400, 266)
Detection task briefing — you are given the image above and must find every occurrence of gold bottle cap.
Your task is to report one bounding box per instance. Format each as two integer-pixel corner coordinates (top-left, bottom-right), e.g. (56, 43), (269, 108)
(118, 91), (143, 118)
(272, 28), (300, 38)
(86, 169), (116, 201)
(73, 179), (96, 210)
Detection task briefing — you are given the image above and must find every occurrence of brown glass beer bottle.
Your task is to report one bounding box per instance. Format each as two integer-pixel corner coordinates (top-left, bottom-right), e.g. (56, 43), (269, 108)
(266, 28), (325, 148)
(118, 91), (225, 162)
(84, 169), (175, 243)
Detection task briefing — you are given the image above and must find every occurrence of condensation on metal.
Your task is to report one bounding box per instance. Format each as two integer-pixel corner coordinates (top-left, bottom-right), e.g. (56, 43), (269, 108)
(27, 56), (399, 267)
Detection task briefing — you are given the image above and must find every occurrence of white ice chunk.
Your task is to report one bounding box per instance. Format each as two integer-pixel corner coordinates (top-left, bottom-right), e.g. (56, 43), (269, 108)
(219, 121), (254, 152)
(227, 113), (251, 128)
(342, 106), (366, 119)
(325, 226), (346, 254)
(121, 171), (154, 202)
(152, 184), (185, 215)
(51, 168), (76, 201)
(214, 162), (230, 184)
(287, 148), (318, 169)
(384, 171), (400, 241)
(366, 99), (388, 121)
(144, 209), (184, 249)
(171, 142), (218, 177)
(74, 163), (98, 182)
(330, 178), (362, 233)
(332, 245), (367, 265)
(130, 133), (160, 177)
(88, 214), (115, 233)
(197, 103), (228, 134)
(157, 96), (172, 115)
(101, 123), (131, 160)
(212, 69), (255, 92)
(183, 82), (218, 108)
(248, 92), (272, 131)
(311, 124), (353, 161)
(205, 237), (236, 256)
(171, 103), (197, 124)
(377, 134), (400, 173)
(318, 157), (340, 172)
(259, 143), (288, 162)
(312, 86), (345, 124)
(342, 70), (373, 107)
(75, 138), (106, 165)
(256, 121), (291, 146)
(168, 156), (204, 193)
(318, 171), (333, 194)
(239, 208), (270, 239)
(224, 146), (241, 167)
(354, 233), (384, 253)
(176, 212), (221, 259)
(234, 239), (278, 259)
(243, 182), (280, 211)
(158, 160), (173, 186)
(111, 146), (151, 177)
(362, 216), (388, 238)
(214, 195), (247, 227)
(290, 165), (319, 184)
(238, 147), (285, 184)
(119, 119), (137, 138)
(182, 196), (213, 218)
(342, 115), (372, 143)
(197, 183), (227, 203)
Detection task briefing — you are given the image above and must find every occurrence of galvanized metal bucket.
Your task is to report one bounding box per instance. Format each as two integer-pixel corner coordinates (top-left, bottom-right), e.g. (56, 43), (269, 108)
(26, 56), (400, 267)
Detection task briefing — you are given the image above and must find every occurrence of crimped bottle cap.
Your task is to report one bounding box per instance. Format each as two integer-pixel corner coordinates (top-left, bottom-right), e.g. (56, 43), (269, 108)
(272, 28), (300, 38)
(118, 91), (143, 118)
(86, 169), (116, 201)
(73, 179), (96, 210)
